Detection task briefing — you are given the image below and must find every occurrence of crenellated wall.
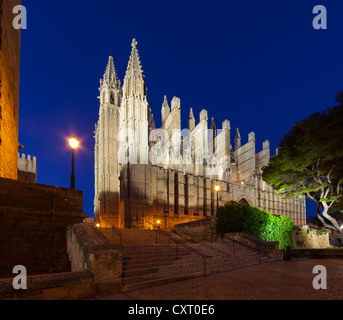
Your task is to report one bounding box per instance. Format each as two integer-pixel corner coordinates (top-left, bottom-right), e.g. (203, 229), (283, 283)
(17, 152), (37, 182)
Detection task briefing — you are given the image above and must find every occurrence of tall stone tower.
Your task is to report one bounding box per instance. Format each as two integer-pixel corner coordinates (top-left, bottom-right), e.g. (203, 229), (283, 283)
(119, 39), (150, 166)
(95, 39), (154, 226)
(94, 55), (122, 225)
(0, 0), (21, 180)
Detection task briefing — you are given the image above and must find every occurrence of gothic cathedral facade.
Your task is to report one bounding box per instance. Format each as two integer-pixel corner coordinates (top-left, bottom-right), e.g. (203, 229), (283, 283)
(94, 39), (306, 229)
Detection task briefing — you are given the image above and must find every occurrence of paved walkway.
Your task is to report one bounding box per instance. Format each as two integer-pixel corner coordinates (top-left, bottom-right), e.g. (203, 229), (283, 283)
(93, 258), (343, 300)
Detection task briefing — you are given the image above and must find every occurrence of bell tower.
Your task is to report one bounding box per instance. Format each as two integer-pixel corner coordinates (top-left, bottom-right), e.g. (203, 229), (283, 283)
(94, 55), (122, 226)
(119, 39), (150, 165)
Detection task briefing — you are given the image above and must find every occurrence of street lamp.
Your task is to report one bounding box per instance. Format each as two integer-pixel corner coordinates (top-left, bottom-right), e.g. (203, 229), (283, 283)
(68, 137), (79, 190)
(215, 185), (220, 209)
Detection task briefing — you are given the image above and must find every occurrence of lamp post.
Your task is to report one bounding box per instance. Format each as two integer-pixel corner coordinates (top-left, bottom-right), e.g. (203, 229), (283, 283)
(215, 185), (220, 209)
(68, 137), (79, 190)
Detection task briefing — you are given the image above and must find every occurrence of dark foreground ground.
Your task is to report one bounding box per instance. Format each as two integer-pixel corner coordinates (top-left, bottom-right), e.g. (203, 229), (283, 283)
(92, 258), (343, 300)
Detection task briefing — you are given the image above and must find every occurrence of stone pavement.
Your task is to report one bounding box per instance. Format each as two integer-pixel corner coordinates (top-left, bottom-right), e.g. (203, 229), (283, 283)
(92, 258), (343, 300)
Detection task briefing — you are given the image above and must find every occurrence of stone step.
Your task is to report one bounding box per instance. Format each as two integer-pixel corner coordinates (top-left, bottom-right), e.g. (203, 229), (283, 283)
(121, 244), (274, 291)
(122, 244), (190, 252)
(107, 228), (276, 292)
(122, 250), (269, 285)
(122, 254), (190, 269)
(122, 257), (273, 292)
(122, 250), (190, 261)
(122, 260), (228, 284)
(100, 228), (191, 245)
(122, 273), (202, 292)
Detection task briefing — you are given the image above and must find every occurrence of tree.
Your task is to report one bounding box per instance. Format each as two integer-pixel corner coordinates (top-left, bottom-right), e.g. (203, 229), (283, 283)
(262, 91), (343, 233)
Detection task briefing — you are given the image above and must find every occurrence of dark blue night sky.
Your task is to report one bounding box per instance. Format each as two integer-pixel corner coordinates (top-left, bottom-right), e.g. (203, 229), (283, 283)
(18, 0), (343, 218)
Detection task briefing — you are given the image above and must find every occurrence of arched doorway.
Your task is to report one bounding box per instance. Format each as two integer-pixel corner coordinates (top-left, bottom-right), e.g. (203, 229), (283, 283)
(238, 198), (250, 206)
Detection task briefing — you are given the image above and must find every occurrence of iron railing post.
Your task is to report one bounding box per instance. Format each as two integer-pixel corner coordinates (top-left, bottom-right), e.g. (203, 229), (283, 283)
(157, 229), (212, 278)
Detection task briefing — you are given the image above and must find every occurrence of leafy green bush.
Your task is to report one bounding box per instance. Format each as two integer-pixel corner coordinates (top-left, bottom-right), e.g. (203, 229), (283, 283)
(216, 201), (294, 249)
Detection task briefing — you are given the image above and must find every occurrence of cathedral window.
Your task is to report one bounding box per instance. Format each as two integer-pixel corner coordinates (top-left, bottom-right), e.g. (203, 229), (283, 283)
(110, 92), (115, 104)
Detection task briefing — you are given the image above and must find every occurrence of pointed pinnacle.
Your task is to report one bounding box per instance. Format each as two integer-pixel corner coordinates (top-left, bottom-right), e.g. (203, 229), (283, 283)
(132, 38), (138, 48)
(236, 128), (241, 137)
(126, 39), (144, 78)
(162, 95), (169, 108)
(189, 108), (195, 119)
(103, 56), (119, 86)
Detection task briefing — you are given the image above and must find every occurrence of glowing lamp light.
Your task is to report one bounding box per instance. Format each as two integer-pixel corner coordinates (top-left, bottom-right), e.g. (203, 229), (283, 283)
(96, 223), (100, 228)
(68, 136), (79, 190)
(215, 185), (220, 192)
(157, 220), (161, 225)
(68, 137), (79, 149)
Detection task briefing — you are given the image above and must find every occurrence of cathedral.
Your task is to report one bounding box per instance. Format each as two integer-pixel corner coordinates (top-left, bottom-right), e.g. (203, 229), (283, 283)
(94, 39), (306, 230)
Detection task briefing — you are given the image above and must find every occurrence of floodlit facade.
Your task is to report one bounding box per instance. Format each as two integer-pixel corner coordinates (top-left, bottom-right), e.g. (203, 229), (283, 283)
(94, 39), (306, 229)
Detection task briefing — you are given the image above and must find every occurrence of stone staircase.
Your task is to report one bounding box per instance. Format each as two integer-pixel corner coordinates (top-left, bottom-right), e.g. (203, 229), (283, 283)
(100, 227), (188, 245)
(100, 228), (275, 292)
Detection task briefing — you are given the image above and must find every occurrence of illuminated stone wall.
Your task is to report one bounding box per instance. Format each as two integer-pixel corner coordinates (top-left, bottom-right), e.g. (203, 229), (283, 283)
(94, 39), (307, 230)
(0, 0), (21, 180)
(17, 152), (37, 182)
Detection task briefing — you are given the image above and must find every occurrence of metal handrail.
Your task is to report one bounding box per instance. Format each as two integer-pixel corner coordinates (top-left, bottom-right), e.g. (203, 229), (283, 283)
(156, 228), (212, 277)
(225, 234), (264, 264)
(103, 218), (123, 246)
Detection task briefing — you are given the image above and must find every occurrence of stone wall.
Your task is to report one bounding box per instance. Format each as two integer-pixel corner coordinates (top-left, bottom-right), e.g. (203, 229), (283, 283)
(174, 217), (217, 242)
(174, 218), (282, 259)
(0, 223), (122, 299)
(224, 233), (281, 259)
(0, 0), (21, 180)
(67, 223), (122, 295)
(292, 227), (330, 249)
(0, 271), (93, 300)
(0, 177), (86, 278)
(17, 153), (37, 183)
(109, 162), (306, 230)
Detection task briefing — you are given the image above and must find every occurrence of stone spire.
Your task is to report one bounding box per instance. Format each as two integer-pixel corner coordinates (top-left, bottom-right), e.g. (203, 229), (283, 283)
(161, 95), (170, 124)
(188, 108), (195, 132)
(101, 55), (120, 90)
(120, 39), (150, 165)
(99, 55), (121, 105)
(189, 108), (195, 120)
(162, 95), (169, 108)
(150, 113), (156, 130)
(235, 128), (241, 150)
(125, 39), (144, 79)
(123, 39), (147, 97)
(210, 117), (216, 133)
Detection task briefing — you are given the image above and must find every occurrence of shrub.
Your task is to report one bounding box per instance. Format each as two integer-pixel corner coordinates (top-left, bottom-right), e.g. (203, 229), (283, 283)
(216, 201), (294, 249)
